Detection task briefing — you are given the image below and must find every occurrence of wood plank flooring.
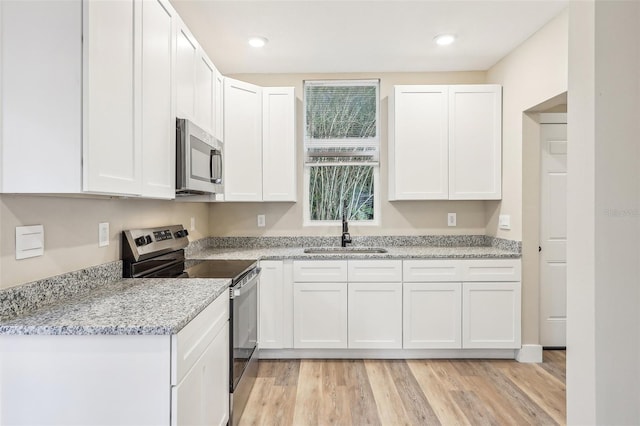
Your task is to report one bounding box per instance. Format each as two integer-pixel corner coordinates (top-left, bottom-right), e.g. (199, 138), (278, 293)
(239, 350), (566, 426)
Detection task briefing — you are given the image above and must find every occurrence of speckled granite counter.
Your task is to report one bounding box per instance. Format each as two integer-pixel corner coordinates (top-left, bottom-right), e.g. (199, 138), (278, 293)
(0, 278), (230, 336)
(188, 245), (520, 261)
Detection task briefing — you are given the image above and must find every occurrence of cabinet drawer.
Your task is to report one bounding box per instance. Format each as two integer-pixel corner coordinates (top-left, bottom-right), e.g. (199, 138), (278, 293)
(172, 291), (229, 385)
(403, 260), (461, 282)
(348, 260), (402, 282)
(461, 259), (521, 282)
(293, 260), (348, 282)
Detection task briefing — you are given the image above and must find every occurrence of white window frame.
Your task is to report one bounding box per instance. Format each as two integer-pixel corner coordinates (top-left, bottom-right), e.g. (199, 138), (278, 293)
(303, 79), (380, 227)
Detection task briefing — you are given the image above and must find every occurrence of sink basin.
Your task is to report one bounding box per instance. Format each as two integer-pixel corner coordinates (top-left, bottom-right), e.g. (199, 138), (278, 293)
(303, 247), (388, 254)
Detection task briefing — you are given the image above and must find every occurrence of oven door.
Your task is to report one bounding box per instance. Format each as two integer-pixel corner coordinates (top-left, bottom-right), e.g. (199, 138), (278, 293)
(230, 273), (258, 389)
(229, 270), (259, 425)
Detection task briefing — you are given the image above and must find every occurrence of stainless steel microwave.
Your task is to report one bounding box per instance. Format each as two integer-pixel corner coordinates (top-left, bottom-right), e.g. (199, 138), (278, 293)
(176, 118), (223, 196)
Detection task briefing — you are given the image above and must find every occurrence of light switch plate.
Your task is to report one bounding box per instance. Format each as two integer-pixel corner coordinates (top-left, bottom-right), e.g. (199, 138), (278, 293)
(16, 225), (44, 260)
(499, 214), (511, 230)
(257, 215), (266, 227)
(448, 213), (457, 227)
(99, 222), (109, 247)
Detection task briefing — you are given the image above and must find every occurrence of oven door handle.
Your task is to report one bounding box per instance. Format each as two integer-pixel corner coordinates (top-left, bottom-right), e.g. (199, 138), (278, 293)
(230, 274), (258, 299)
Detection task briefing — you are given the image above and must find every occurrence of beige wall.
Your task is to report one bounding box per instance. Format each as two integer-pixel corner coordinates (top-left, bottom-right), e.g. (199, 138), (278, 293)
(0, 195), (210, 289)
(211, 71), (489, 237)
(485, 10), (568, 347)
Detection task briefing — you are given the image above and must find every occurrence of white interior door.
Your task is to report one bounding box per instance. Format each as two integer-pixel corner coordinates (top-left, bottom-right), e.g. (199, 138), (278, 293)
(540, 117), (567, 347)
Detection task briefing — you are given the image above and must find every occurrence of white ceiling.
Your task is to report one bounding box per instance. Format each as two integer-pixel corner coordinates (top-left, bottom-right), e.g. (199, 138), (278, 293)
(170, 0), (568, 75)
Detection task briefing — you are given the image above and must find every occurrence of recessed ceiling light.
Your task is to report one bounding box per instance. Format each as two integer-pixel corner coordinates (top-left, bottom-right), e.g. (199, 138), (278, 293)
(434, 34), (456, 46)
(248, 36), (268, 48)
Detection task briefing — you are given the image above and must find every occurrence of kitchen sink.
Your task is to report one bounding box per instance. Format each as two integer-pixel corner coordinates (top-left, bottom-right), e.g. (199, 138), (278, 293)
(303, 247), (388, 254)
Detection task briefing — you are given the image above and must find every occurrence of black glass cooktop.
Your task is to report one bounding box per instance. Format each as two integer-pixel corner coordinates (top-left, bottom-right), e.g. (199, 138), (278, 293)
(182, 259), (257, 280)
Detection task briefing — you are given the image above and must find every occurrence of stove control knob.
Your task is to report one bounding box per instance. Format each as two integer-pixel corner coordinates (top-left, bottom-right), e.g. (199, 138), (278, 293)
(174, 229), (190, 238)
(145, 235), (153, 244)
(134, 236), (146, 247)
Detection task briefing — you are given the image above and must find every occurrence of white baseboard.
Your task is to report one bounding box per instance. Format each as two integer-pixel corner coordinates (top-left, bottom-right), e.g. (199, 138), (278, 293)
(260, 348), (517, 360)
(516, 344), (543, 363)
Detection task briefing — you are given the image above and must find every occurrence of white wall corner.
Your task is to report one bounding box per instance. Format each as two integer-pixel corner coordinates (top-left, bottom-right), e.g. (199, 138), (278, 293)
(515, 344), (543, 363)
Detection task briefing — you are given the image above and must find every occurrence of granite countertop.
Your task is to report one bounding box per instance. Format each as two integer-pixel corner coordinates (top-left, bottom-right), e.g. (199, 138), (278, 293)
(0, 278), (230, 336)
(188, 245), (521, 261)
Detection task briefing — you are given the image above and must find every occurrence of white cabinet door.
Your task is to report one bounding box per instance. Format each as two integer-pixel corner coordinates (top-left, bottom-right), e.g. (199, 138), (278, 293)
(0, 0), (82, 193)
(262, 87), (296, 202)
(348, 282), (402, 349)
(462, 282), (521, 349)
(259, 260), (285, 349)
(172, 324), (229, 426)
(140, 0), (175, 199)
(403, 282), (462, 349)
(448, 85), (502, 200)
(349, 260), (402, 282)
(293, 260), (348, 282)
(213, 69), (225, 142)
(175, 18), (197, 122)
(224, 78), (263, 201)
(389, 85), (449, 200)
(195, 53), (215, 135)
(293, 282), (347, 349)
(83, 0), (141, 195)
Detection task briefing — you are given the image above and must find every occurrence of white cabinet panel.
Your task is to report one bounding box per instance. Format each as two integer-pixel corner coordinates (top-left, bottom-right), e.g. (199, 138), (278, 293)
(448, 85), (502, 200)
(348, 260), (402, 282)
(259, 260), (285, 349)
(82, 0), (140, 195)
(293, 282), (347, 348)
(348, 282), (402, 349)
(175, 20), (197, 122)
(224, 78), (263, 201)
(140, 0), (175, 199)
(461, 259), (521, 282)
(1, 0), (82, 193)
(403, 282), (462, 349)
(172, 324), (229, 426)
(262, 87), (296, 202)
(214, 69), (224, 141)
(403, 259), (462, 282)
(389, 85), (449, 200)
(195, 55), (215, 135)
(293, 260), (348, 282)
(462, 282), (521, 349)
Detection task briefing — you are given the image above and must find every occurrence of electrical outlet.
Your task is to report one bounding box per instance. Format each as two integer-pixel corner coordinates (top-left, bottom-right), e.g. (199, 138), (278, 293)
(257, 214), (266, 227)
(190, 217), (195, 231)
(99, 222), (109, 247)
(448, 213), (457, 227)
(499, 215), (511, 230)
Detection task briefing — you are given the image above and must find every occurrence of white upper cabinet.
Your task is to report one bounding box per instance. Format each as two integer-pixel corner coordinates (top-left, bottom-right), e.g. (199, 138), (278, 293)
(1, 0), (177, 198)
(195, 55), (215, 135)
(140, 0), (176, 199)
(175, 19), (198, 122)
(388, 84), (502, 201)
(389, 85), (449, 200)
(82, 0), (140, 195)
(0, 0), (82, 193)
(224, 78), (263, 201)
(213, 69), (224, 142)
(448, 85), (502, 200)
(262, 87), (297, 202)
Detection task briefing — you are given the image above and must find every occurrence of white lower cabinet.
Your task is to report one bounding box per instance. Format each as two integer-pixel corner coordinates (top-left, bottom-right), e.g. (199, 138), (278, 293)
(348, 282), (402, 349)
(403, 282), (462, 349)
(259, 260), (294, 349)
(0, 293), (229, 426)
(462, 282), (521, 349)
(172, 325), (229, 426)
(293, 282), (348, 348)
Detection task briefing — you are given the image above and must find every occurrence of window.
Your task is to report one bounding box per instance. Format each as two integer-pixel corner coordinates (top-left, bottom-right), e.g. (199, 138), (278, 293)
(303, 80), (380, 224)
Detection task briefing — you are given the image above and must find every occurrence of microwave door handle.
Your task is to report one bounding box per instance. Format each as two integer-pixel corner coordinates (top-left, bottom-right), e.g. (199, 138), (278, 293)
(210, 149), (222, 184)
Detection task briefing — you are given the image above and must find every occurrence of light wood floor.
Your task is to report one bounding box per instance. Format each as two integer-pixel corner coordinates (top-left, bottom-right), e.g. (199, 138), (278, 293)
(240, 350), (566, 426)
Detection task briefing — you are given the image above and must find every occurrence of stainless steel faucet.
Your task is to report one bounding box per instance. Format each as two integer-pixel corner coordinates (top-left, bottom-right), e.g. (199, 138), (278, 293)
(341, 203), (352, 248)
